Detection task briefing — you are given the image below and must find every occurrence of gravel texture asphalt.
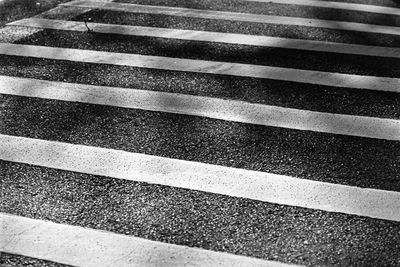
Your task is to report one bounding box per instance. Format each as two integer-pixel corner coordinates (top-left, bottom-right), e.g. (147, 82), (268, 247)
(115, 0), (400, 27)
(72, 10), (400, 48)
(1, 55), (399, 120)
(14, 29), (400, 78)
(0, 0), (72, 27)
(36, 5), (91, 21)
(1, 1), (400, 266)
(2, 161), (400, 266)
(0, 252), (72, 267)
(317, 0), (400, 8)
(1, 95), (399, 191)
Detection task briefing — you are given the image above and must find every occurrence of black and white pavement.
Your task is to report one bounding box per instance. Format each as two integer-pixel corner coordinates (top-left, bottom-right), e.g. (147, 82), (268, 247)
(0, 0), (399, 266)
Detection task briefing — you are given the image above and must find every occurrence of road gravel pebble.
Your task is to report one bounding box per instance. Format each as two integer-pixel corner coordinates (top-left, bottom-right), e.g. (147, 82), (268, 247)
(0, 252), (72, 267)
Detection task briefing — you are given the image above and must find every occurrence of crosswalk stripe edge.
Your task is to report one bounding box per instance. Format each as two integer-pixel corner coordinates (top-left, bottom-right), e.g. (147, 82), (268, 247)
(61, 0), (400, 36)
(1, 134), (399, 221)
(8, 18), (400, 59)
(1, 43), (399, 93)
(0, 213), (300, 267)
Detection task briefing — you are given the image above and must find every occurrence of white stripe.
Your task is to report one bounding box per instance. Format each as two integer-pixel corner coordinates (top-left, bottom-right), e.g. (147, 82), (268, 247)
(0, 213), (297, 267)
(1, 43), (399, 93)
(1, 134), (400, 221)
(62, 0), (400, 36)
(9, 18), (400, 59)
(1, 76), (400, 140)
(244, 0), (400, 16)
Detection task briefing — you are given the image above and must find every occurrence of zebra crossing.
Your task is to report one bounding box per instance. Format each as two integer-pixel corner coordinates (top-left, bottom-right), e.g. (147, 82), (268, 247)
(240, 0), (400, 15)
(1, 0), (400, 266)
(61, 0), (400, 35)
(1, 76), (399, 140)
(2, 134), (400, 222)
(9, 18), (400, 58)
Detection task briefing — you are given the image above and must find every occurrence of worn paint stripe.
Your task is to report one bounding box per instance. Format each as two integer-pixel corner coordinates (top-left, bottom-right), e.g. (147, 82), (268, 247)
(61, 0), (400, 36)
(9, 18), (400, 59)
(1, 76), (399, 140)
(1, 134), (400, 221)
(0, 213), (297, 267)
(243, 0), (400, 16)
(1, 43), (399, 92)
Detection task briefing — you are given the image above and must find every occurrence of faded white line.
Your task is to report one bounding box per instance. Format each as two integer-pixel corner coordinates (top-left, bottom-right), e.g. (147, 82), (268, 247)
(1, 43), (399, 93)
(0, 0), (113, 42)
(0, 213), (297, 267)
(1, 76), (399, 140)
(9, 18), (400, 59)
(1, 134), (400, 221)
(243, 0), (400, 16)
(62, 0), (400, 36)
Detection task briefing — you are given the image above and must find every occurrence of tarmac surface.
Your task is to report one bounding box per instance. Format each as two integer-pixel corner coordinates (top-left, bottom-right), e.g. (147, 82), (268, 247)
(73, 9), (400, 47)
(114, 0), (400, 26)
(1, 95), (399, 189)
(1, 55), (399, 119)
(2, 161), (400, 266)
(1, 0), (400, 266)
(14, 29), (400, 77)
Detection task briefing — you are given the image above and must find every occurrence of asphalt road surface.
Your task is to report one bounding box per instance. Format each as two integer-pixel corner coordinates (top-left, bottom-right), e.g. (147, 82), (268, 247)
(0, 0), (399, 266)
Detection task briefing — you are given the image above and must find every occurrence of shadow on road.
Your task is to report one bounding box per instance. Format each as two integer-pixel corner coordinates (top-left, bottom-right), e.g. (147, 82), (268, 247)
(0, 0), (72, 28)
(1, 1), (400, 264)
(3, 0), (399, 186)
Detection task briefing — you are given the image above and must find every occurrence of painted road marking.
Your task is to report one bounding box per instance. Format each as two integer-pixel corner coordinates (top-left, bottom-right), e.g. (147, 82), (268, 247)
(1, 76), (399, 140)
(1, 134), (400, 221)
(1, 43), (399, 93)
(9, 18), (400, 59)
(0, 213), (298, 267)
(243, 0), (400, 16)
(62, 0), (400, 36)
